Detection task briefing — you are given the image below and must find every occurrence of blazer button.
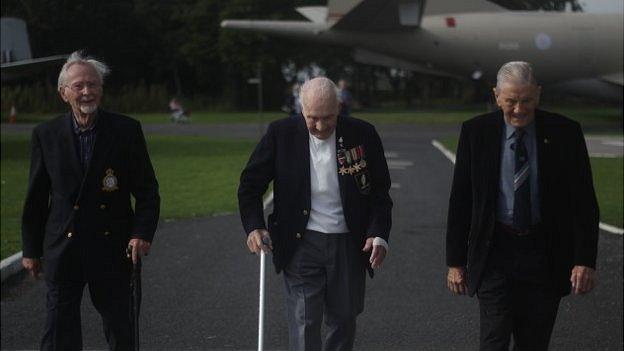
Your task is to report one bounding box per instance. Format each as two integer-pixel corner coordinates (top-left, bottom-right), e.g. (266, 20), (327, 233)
(302, 209), (309, 216)
(67, 232), (73, 238)
(296, 232), (302, 239)
(73, 205), (79, 210)
(104, 231), (110, 236)
(100, 204), (107, 210)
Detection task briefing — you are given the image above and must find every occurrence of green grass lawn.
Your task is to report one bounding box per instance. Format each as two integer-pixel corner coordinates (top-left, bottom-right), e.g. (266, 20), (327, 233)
(438, 136), (623, 228)
(1, 134), (256, 259)
(4, 106), (621, 126)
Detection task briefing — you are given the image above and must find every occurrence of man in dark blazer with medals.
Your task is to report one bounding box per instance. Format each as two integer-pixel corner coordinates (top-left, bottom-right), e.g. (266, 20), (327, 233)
(21, 51), (160, 350)
(446, 61), (599, 350)
(238, 77), (392, 350)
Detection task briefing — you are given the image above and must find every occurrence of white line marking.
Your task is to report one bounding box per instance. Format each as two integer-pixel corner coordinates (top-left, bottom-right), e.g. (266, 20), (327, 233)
(589, 153), (620, 158)
(391, 183), (401, 189)
(599, 222), (624, 235)
(1, 251), (23, 282)
(263, 191), (274, 210)
(385, 151), (399, 158)
(602, 140), (624, 147)
(388, 160), (414, 167)
(431, 139), (456, 164)
(431, 139), (623, 235)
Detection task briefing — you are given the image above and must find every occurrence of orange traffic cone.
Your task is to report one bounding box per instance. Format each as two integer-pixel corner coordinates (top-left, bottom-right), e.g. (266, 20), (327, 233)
(8, 105), (17, 123)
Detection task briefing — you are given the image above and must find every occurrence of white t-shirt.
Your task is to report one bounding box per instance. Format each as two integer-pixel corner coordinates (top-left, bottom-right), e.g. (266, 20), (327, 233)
(304, 130), (389, 251)
(306, 131), (350, 233)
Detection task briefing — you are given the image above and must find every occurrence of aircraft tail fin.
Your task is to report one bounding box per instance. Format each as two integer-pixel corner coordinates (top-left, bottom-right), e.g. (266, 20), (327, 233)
(1, 17), (33, 63)
(330, 0), (423, 31)
(295, 6), (328, 24)
(328, 0), (507, 32)
(423, 0), (506, 16)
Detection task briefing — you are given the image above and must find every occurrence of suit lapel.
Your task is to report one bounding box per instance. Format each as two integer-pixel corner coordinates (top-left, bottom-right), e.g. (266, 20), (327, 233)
(534, 110), (549, 210)
(487, 111), (505, 202)
(60, 113), (83, 180)
(86, 111), (115, 178)
(335, 117), (348, 208)
(295, 117), (311, 209)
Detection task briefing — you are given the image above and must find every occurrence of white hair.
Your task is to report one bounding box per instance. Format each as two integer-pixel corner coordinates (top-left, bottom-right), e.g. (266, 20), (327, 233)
(495, 61), (537, 90)
(57, 51), (110, 89)
(299, 77), (340, 111)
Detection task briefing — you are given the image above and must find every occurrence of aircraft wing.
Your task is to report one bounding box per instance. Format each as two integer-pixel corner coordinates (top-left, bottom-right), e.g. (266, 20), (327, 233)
(1, 54), (67, 82)
(600, 72), (624, 86)
(220, 19), (328, 37)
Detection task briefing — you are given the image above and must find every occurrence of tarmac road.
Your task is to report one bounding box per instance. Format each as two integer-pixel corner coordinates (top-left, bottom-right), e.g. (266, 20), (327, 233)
(1, 123), (622, 350)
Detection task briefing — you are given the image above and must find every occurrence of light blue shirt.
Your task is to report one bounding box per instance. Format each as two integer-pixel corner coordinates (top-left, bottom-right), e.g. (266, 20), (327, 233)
(496, 121), (540, 225)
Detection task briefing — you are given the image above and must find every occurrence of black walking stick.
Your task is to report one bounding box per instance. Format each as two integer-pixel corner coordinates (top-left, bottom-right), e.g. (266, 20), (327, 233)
(128, 245), (142, 351)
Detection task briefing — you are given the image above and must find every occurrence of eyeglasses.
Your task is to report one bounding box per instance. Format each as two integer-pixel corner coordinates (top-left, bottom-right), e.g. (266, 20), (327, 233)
(65, 82), (101, 92)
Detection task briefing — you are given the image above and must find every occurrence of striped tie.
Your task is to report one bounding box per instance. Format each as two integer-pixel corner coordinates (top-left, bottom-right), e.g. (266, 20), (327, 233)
(513, 128), (531, 231)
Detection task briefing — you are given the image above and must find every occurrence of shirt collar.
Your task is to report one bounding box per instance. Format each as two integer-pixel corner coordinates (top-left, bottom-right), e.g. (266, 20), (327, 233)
(72, 111), (98, 135)
(309, 129), (336, 146)
(504, 119), (536, 140)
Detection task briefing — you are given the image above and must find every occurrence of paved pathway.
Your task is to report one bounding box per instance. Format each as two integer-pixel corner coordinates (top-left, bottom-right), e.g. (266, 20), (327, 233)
(1, 123), (622, 350)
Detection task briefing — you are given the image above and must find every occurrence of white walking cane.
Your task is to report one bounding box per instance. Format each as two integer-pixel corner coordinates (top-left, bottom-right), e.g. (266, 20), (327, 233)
(258, 238), (269, 351)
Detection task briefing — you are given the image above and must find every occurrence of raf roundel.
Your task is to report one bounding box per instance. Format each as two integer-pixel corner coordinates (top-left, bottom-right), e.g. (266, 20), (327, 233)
(535, 33), (552, 51)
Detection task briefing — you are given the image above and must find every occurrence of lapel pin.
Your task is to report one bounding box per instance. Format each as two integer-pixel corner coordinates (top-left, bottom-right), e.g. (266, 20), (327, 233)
(102, 168), (119, 192)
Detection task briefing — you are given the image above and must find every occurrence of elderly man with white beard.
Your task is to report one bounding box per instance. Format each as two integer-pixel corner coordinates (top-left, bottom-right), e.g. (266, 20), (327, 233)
(21, 51), (160, 350)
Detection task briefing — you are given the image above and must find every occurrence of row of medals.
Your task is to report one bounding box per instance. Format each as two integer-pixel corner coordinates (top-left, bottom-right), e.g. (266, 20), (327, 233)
(337, 144), (366, 176)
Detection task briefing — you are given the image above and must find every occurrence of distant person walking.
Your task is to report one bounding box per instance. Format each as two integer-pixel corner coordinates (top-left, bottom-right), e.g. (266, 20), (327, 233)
(338, 79), (353, 118)
(21, 51), (160, 350)
(446, 61), (599, 350)
(169, 97), (190, 123)
(239, 77), (392, 350)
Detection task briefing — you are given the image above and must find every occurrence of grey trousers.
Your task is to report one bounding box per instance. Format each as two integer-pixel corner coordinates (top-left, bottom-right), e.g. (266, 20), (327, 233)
(283, 230), (366, 351)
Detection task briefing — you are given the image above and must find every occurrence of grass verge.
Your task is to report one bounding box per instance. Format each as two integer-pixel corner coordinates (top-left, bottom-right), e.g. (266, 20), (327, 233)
(437, 136), (623, 229)
(1, 134), (256, 259)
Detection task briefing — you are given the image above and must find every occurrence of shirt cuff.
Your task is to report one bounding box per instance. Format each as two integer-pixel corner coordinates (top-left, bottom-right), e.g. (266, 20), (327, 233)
(373, 237), (389, 251)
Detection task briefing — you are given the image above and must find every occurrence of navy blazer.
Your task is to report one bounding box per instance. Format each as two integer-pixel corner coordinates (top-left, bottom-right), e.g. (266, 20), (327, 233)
(238, 115), (393, 274)
(446, 109), (599, 297)
(22, 110), (160, 281)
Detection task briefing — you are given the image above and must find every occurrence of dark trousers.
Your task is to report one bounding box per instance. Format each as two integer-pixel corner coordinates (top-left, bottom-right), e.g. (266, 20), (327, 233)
(41, 275), (132, 351)
(477, 228), (561, 351)
(283, 230), (366, 351)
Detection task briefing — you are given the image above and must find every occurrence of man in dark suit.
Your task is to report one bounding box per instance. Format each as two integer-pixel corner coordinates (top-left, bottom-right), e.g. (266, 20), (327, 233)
(446, 61), (599, 350)
(21, 51), (160, 350)
(238, 77), (392, 350)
